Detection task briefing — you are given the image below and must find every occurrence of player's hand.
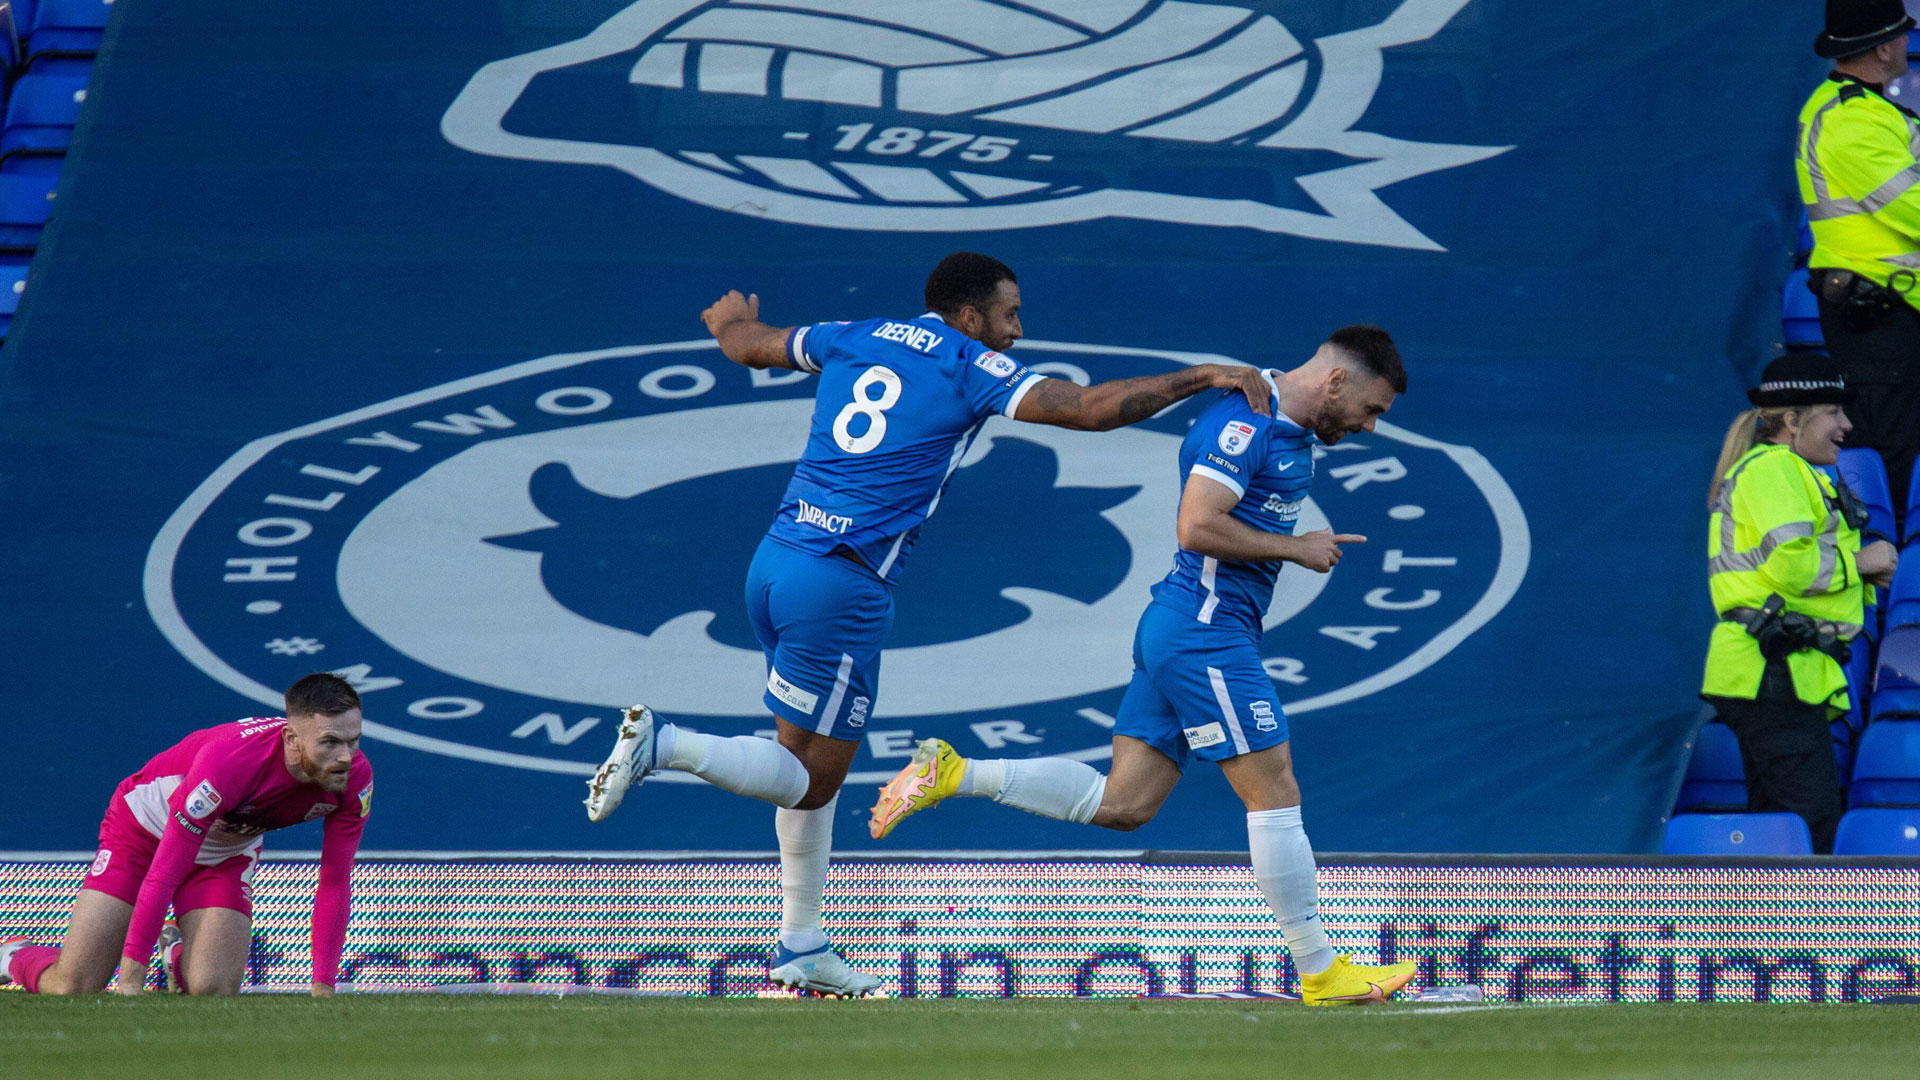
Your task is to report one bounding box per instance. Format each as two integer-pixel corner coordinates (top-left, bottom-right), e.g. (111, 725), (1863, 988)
(701, 290), (759, 337)
(113, 958), (147, 996)
(1206, 365), (1273, 417)
(1860, 540), (1899, 589)
(1288, 530), (1366, 573)
(310, 981), (336, 998)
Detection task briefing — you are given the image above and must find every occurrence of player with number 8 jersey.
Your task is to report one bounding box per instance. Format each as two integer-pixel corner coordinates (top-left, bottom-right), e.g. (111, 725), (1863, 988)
(583, 252), (1274, 996)
(765, 303), (1040, 581)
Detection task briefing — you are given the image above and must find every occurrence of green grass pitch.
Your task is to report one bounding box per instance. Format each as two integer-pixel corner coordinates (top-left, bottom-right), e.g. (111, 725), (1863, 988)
(4, 996), (1919, 1079)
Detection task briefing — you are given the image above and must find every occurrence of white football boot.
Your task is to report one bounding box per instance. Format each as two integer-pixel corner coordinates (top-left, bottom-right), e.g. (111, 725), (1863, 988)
(584, 706), (656, 823)
(158, 920), (185, 993)
(768, 942), (880, 998)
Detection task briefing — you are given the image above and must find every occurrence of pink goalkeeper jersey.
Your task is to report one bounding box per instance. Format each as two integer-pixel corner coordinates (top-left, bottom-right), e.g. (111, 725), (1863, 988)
(114, 717), (373, 986)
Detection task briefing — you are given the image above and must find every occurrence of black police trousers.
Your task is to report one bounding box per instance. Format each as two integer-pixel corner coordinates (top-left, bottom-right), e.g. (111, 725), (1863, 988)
(1817, 292), (1920, 527)
(1706, 660), (1844, 854)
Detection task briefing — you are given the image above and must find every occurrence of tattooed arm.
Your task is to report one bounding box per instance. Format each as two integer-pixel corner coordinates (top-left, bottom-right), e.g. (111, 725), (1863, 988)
(1011, 364), (1272, 431)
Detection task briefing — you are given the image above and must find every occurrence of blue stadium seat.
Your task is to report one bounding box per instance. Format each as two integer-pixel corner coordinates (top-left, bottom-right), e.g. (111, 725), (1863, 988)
(0, 3), (24, 72)
(1676, 722), (1746, 812)
(1908, 455), (1920, 546)
(0, 170), (55, 249)
(0, 258), (28, 340)
(25, 0), (107, 60)
(1795, 208), (1814, 259)
(1871, 686), (1920, 722)
(1833, 807), (1920, 855)
(0, 68), (86, 160)
(1783, 267), (1823, 347)
(1837, 448), (1896, 550)
(1662, 813), (1813, 855)
(1847, 627), (1877, 709)
(1884, 553), (1920, 631)
(1849, 720), (1920, 806)
(1875, 624), (1920, 691)
(0, 256), (26, 294)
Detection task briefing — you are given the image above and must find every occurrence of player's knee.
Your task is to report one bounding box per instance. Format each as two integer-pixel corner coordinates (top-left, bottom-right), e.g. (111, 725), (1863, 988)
(1102, 805), (1157, 832)
(794, 785), (840, 811)
(186, 976), (242, 996)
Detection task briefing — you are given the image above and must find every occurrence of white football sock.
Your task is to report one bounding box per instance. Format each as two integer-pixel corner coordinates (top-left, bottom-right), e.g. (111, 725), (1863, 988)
(657, 725), (809, 809)
(975, 758), (1105, 824)
(961, 757), (1005, 798)
(1247, 806), (1334, 976)
(775, 794), (836, 954)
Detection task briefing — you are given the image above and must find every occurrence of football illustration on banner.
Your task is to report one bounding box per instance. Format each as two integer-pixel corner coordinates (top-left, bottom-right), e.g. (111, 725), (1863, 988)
(147, 342), (1526, 784)
(441, 0), (1511, 249)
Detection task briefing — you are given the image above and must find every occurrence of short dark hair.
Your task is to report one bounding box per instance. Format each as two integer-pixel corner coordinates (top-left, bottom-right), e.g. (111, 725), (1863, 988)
(925, 252), (1016, 317)
(286, 672), (361, 718)
(1326, 324), (1406, 394)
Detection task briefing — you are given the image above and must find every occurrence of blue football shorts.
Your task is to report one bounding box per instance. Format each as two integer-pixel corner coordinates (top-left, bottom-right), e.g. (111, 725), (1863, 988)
(1113, 601), (1289, 769)
(744, 536), (892, 740)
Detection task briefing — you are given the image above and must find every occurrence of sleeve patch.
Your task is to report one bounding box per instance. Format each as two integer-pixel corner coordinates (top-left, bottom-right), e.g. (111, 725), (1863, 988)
(1203, 453), (1244, 475)
(974, 350), (1019, 378)
(172, 811), (206, 836)
(1218, 421), (1257, 456)
(357, 782), (373, 818)
(183, 779), (223, 819)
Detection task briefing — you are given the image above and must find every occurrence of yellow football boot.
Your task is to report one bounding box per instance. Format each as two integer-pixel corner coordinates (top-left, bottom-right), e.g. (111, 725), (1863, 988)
(1299, 956), (1417, 1006)
(869, 738), (968, 839)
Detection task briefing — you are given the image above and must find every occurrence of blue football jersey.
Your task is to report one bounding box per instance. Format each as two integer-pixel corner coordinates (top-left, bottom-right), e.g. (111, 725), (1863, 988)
(764, 312), (1043, 582)
(1149, 375), (1316, 635)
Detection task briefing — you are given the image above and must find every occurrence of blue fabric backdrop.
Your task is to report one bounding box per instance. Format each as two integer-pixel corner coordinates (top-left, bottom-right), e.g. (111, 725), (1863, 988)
(0, 1), (1825, 852)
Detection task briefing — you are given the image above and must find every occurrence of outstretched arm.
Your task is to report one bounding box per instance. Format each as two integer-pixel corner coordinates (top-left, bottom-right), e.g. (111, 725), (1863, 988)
(1012, 365), (1272, 431)
(309, 808), (367, 996)
(1175, 473), (1363, 572)
(701, 290), (796, 370)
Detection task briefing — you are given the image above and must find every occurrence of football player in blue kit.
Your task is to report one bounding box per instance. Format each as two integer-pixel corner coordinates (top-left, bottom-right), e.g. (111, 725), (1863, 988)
(583, 252), (1273, 996)
(869, 326), (1419, 1006)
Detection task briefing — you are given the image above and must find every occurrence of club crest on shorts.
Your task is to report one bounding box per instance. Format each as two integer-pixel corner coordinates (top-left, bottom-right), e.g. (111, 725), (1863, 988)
(147, 341), (1524, 785)
(442, 0), (1510, 251)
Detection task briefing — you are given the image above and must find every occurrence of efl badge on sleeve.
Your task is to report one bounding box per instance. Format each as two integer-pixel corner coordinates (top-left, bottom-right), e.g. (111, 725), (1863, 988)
(357, 782), (374, 818)
(183, 780), (223, 819)
(1218, 421), (1256, 456)
(974, 351), (1018, 378)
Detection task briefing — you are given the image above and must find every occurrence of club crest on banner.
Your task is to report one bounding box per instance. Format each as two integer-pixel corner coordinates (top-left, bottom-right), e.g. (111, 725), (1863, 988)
(441, 0), (1511, 250)
(147, 342), (1527, 783)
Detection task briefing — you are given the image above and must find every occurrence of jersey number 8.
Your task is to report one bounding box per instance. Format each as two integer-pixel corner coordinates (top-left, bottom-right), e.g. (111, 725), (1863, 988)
(832, 365), (902, 454)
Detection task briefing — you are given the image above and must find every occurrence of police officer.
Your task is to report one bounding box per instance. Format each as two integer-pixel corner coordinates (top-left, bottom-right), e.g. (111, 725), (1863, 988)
(1798, 0), (1920, 517)
(1703, 352), (1897, 853)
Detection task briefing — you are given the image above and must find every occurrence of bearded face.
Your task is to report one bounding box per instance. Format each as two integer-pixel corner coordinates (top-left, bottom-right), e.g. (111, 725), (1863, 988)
(285, 709), (362, 792)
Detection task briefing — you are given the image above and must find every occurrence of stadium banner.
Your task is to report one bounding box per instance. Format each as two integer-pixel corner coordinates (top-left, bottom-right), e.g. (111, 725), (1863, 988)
(0, 1), (1827, 853)
(4, 855), (1916, 1002)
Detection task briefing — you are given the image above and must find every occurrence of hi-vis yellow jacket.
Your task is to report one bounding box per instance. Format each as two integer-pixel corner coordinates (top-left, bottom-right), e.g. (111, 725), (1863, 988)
(1703, 444), (1867, 711)
(1797, 74), (1920, 303)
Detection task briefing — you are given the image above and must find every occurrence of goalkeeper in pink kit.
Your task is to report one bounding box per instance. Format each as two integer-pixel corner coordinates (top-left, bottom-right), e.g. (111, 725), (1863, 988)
(0, 673), (372, 995)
